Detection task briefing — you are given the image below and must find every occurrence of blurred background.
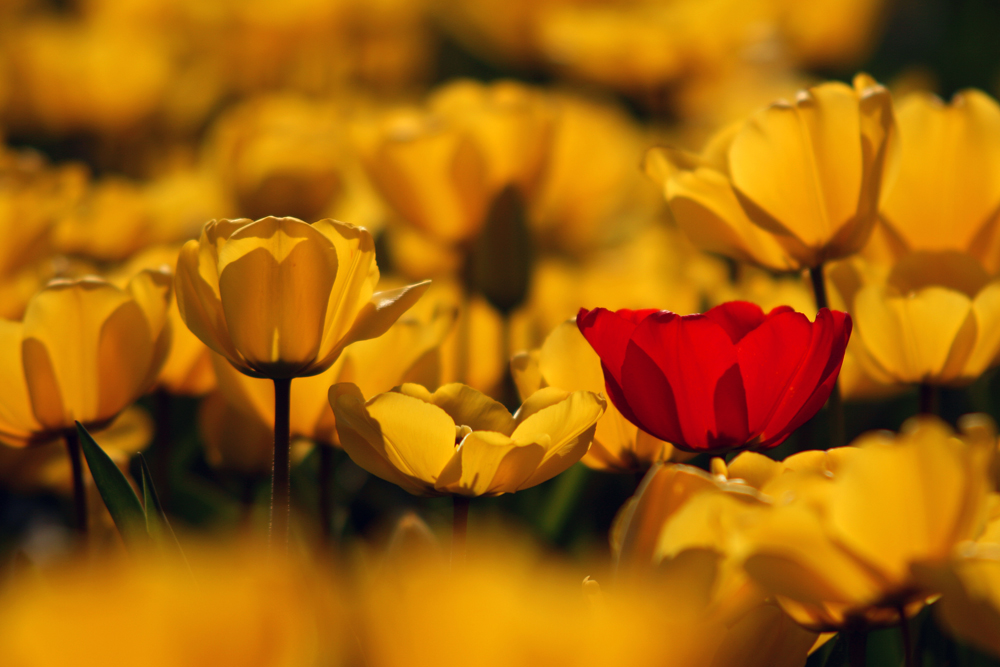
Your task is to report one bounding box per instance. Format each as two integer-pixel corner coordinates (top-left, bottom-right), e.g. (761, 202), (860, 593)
(1, 0), (1000, 574)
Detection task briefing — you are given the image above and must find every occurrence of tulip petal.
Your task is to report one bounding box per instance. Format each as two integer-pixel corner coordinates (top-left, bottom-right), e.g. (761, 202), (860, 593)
(217, 217), (339, 377)
(704, 301), (768, 344)
(397, 382), (516, 435)
(729, 82), (865, 250)
(434, 431), (545, 496)
(174, 239), (244, 368)
(330, 383), (455, 495)
(510, 350), (544, 401)
(576, 307), (658, 388)
(312, 220), (379, 353)
(0, 320), (42, 444)
(512, 390), (605, 489)
(627, 312), (747, 450)
(619, 341), (684, 445)
(963, 281), (1000, 378)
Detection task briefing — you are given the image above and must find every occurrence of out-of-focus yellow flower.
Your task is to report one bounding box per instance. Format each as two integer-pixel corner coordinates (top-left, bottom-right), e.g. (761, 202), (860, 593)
(0, 544), (346, 667)
(198, 390), (275, 475)
(646, 74), (895, 270)
(356, 80), (552, 245)
(53, 178), (154, 262)
(848, 252), (1000, 386)
(174, 216), (428, 380)
(873, 89), (1000, 273)
(0, 406), (152, 494)
(917, 552), (1000, 659)
(211, 300), (455, 444)
(738, 415), (997, 630)
(331, 382), (604, 496)
(4, 20), (171, 134)
(207, 95), (383, 227)
(512, 320), (687, 472)
(777, 0), (886, 68)
(0, 269), (172, 446)
(115, 246), (216, 395)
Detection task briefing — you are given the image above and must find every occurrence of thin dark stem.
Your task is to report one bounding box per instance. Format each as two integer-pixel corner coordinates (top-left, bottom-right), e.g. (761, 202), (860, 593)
(898, 606), (915, 667)
(919, 383), (938, 416)
(810, 263), (846, 448)
(319, 444), (335, 545)
(452, 495), (470, 566)
(848, 626), (868, 667)
(153, 388), (172, 507)
(270, 377), (292, 550)
(63, 430), (88, 537)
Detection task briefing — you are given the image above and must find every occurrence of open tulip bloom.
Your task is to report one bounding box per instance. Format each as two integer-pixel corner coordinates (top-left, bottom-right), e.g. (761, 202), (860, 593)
(578, 301), (851, 453)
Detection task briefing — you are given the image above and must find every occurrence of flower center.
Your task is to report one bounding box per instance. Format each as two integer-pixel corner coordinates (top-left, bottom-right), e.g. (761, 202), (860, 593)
(454, 424), (473, 447)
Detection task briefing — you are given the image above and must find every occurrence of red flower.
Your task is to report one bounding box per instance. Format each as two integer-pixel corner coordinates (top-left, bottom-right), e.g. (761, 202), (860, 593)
(576, 301), (851, 453)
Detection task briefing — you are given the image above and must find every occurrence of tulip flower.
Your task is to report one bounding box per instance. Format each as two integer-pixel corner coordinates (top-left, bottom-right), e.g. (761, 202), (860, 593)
(875, 89), (1000, 273)
(738, 415), (997, 631)
(331, 382), (604, 498)
(512, 320), (688, 472)
(577, 301), (851, 453)
(645, 74), (894, 272)
(175, 215), (429, 545)
(849, 251), (1000, 388)
(916, 553), (1000, 658)
(0, 269), (172, 533)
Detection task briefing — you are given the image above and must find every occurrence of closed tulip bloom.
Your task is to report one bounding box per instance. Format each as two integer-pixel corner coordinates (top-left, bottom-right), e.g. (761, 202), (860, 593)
(0, 269), (172, 446)
(850, 252), (1000, 386)
(174, 216), (429, 380)
(875, 89), (1000, 272)
(512, 320), (686, 472)
(646, 74), (894, 270)
(330, 382), (605, 497)
(577, 301), (851, 453)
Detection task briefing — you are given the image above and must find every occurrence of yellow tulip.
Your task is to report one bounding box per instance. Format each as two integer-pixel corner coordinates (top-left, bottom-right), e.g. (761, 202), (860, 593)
(876, 88), (1000, 272)
(330, 382), (605, 497)
(738, 415), (996, 630)
(211, 300), (456, 444)
(646, 74), (895, 270)
(0, 544), (346, 667)
(512, 319), (687, 472)
(174, 216), (429, 380)
(0, 269), (172, 446)
(849, 252), (1000, 386)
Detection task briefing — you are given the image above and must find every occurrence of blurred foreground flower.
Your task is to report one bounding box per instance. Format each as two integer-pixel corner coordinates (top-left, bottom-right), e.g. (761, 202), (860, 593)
(512, 319), (686, 472)
(645, 74), (894, 272)
(331, 382), (604, 496)
(578, 301), (850, 453)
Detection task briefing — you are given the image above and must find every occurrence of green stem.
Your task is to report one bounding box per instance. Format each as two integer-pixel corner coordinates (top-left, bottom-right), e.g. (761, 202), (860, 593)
(452, 495), (469, 566)
(810, 264), (846, 448)
(848, 626), (868, 667)
(64, 429), (88, 537)
(540, 463), (589, 541)
(898, 606), (915, 667)
(270, 377), (292, 550)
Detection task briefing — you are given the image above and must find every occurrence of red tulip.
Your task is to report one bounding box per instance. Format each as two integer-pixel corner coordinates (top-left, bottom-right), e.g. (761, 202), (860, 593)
(576, 302), (851, 453)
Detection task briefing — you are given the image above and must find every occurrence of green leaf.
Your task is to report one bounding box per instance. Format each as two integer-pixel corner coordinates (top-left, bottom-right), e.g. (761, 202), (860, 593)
(75, 421), (148, 548)
(139, 455), (184, 557)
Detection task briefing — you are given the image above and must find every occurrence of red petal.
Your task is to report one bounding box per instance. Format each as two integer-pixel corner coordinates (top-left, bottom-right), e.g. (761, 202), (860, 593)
(738, 310), (813, 437)
(577, 307), (658, 387)
(628, 311), (747, 450)
(703, 301), (767, 343)
(755, 309), (852, 449)
(619, 341), (684, 445)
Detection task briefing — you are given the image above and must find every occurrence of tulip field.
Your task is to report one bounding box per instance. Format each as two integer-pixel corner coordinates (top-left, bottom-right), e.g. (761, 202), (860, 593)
(3, 1), (1000, 666)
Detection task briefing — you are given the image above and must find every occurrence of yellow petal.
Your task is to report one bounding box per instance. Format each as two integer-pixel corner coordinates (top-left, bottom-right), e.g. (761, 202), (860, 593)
(331, 383), (456, 494)
(729, 82), (873, 256)
(510, 350), (544, 401)
(711, 603), (820, 667)
(853, 284), (975, 383)
(217, 217), (338, 377)
(174, 238), (243, 367)
(881, 90), (1000, 252)
(0, 319), (42, 444)
(312, 220), (378, 354)
(434, 430), (545, 496)
(510, 389), (605, 489)
(397, 382), (515, 434)
(964, 281), (1000, 378)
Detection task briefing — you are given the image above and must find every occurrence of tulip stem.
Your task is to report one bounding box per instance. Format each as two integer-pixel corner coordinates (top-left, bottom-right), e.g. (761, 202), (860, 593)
(918, 383), (938, 416)
(452, 495), (470, 566)
(810, 264), (846, 448)
(63, 429), (88, 537)
(153, 388), (172, 507)
(847, 626), (868, 667)
(319, 444), (335, 545)
(270, 377), (292, 550)
(898, 605), (915, 667)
